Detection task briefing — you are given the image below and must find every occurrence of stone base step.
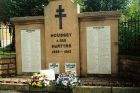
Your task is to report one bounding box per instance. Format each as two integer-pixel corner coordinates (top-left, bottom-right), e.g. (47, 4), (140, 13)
(0, 78), (31, 84)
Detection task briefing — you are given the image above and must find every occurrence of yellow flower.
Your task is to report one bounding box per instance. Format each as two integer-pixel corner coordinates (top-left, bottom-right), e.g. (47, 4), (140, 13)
(36, 81), (42, 87)
(31, 82), (36, 86)
(46, 81), (50, 85)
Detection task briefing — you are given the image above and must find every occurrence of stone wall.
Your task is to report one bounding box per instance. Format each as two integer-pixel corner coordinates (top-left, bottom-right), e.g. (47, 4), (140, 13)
(119, 55), (140, 81)
(0, 57), (16, 77)
(11, 16), (45, 75)
(0, 84), (140, 93)
(79, 11), (120, 76)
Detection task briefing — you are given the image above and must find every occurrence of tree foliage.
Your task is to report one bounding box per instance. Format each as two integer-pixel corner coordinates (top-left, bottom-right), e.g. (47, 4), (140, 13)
(10, 0), (49, 16)
(124, 0), (140, 18)
(0, 0), (132, 22)
(0, 0), (10, 22)
(0, 0), (49, 22)
(82, 0), (128, 12)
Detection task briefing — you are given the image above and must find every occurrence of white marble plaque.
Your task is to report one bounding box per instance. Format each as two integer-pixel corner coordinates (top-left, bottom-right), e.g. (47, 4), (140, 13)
(49, 63), (60, 74)
(21, 29), (41, 72)
(65, 63), (76, 75)
(86, 26), (111, 74)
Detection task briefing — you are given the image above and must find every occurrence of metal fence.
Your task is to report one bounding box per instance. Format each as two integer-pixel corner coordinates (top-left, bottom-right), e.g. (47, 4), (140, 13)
(0, 23), (16, 77)
(119, 15), (140, 56)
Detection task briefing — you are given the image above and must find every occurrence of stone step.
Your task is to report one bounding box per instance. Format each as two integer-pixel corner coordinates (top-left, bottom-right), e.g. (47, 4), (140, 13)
(0, 78), (31, 84)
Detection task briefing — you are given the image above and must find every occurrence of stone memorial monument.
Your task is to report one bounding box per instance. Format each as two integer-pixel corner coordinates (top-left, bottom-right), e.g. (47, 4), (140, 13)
(11, 0), (120, 76)
(44, 0), (80, 75)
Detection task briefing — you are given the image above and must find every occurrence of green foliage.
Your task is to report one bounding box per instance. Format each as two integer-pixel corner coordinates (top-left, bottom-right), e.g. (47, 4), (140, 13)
(119, 15), (140, 56)
(74, 0), (85, 10)
(118, 0), (140, 56)
(0, 0), (10, 22)
(0, 0), (137, 22)
(10, 0), (49, 16)
(123, 0), (140, 18)
(0, 47), (16, 56)
(0, 0), (49, 22)
(82, 0), (128, 12)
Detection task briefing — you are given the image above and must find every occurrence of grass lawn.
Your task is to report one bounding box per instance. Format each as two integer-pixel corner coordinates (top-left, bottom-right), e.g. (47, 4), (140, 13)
(0, 47), (16, 57)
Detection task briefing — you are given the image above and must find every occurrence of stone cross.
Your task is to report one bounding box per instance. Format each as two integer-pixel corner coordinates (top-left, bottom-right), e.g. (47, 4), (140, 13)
(55, 5), (66, 29)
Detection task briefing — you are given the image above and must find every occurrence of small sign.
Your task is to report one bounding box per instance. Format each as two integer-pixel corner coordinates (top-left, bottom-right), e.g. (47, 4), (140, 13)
(49, 63), (60, 74)
(65, 63), (76, 75)
(40, 69), (55, 80)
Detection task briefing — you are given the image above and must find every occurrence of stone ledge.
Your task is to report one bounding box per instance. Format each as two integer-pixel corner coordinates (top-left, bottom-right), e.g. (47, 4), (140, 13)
(0, 83), (69, 93)
(0, 83), (29, 91)
(29, 86), (69, 92)
(78, 11), (121, 18)
(112, 87), (140, 93)
(73, 86), (140, 93)
(10, 16), (44, 25)
(10, 16), (44, 22)
(0, 84), (140, 93)
(73, 86), (111, 93)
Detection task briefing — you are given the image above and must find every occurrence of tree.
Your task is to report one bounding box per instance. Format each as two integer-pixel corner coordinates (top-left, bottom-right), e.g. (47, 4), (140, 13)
(123, 0), (140, 18)
(0, 0), (49, 51)
(0, 0), (49, 22)
(0, 0), (10, 23)
(0, 0), (130, 22)
(119, 0), (140, 56)
(81, 0), (128, 12)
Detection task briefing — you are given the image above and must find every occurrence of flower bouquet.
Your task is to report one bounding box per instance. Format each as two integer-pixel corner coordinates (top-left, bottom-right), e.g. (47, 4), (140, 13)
(56, 73), (81, 89)
(30, 70), (81, 90)
(30, 73), (50, 87)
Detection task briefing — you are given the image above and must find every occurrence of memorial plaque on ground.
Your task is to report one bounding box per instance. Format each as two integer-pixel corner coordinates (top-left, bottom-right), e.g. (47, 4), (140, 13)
(44, 0), (80, 75)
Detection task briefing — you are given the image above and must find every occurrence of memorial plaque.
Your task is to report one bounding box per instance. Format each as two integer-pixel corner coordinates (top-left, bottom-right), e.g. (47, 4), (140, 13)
(49, 63), (60, 74)
(21, 29), (41, 72)
(65, 63), (76, 75)
(86, 26), (111, 74)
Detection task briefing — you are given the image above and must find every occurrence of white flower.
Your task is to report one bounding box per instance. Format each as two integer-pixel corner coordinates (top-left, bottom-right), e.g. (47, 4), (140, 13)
(62, 80), (68, 86)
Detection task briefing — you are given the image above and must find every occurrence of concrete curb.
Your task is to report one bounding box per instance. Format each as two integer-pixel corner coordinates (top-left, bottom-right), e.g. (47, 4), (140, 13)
(73, 86), (111, 93)
(0, 83), (29, 91)
(112, 87), (140, 93)
(0, 83), (68, 92)
(0, 84), (140, 93)
(73, 86), (140, 93)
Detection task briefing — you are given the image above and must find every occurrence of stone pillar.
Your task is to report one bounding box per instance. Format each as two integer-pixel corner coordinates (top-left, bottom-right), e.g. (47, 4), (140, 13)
(44, 0), (80, 75)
